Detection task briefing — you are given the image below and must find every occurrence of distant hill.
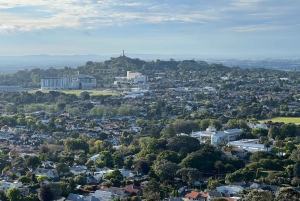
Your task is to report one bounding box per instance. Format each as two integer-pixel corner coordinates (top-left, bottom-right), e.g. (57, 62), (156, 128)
(0, 55), (228, 88)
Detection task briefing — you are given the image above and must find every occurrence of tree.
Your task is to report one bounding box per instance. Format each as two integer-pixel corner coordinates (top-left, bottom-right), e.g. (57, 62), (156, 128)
(25, 156), (40, 169)
(74, 175), (86, 185)
(156, 150), (180, 164)
(212, 198), (228, 201)
(280, 123), (297, 138)
(294, 162), (300, 177)
(55, 163), (70, 176)
(69, 131), (79, 138)
(103, 169), (123, 181)
(0, 190), (8, 201)
(268, 126), (281, 140)
(37, 175), (50, 183)
(167, 136), (201, 153)
(49, 182), (62, 200)
(112, 151), (124, 168)
(85, 160), (94, 168)
(274, 140), (284, 155)
(155, 160), (180, 181)
(275, 187), (300, 201)
(291, 177), (300, 187)
(252, 128), (269, 137)
(161, 125), (176, 138)
(214, 161), (223, 178)
(176, 168), (201, 188)
(80, 91), (90, 100)
(207, 177), (219, 190)
(97, 151), (114, 167)
(264, 141), (271, 152)
(38, 184), (54, 201)
(143, 179), (163, 200)
(243, 189), (272, 201)
(286, 142), (297, 153)
(5, 187), (21, 201)
(210, 119), (222, 131)
(18, 176), (31, 184)
(135, 160), (150, 174)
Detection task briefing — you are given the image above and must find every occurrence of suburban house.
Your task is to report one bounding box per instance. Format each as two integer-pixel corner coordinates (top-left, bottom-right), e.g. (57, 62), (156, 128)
(0, 180), (22, 191)
(34, 168), (59, 179)
(184, 191), (208, 201)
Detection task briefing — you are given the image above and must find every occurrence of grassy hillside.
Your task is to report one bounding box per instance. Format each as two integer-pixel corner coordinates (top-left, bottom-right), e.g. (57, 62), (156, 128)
(259, 117), (300, 124)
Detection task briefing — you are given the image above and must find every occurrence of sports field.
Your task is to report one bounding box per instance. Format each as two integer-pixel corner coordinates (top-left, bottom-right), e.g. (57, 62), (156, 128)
(259, 117), (300, 124)
(29, 90), (117, 96)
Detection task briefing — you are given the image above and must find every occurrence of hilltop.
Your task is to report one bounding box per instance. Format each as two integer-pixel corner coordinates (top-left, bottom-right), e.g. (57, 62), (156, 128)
(0, 56), (229, 88)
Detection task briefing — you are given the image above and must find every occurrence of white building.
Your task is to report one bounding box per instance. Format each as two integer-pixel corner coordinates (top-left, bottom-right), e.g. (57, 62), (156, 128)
(228, 139), (273, 152)
(211, 128), (243, 145)
(0, 180), (22, 191)
(114, 71), (147, 85)
(191, 126), (243, 145)
(191, 127), (216, 144)
(41, 73), (96, 90)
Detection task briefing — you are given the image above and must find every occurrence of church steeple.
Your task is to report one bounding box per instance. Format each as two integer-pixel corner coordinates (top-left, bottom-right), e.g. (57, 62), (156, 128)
(123, 50), (125, 57)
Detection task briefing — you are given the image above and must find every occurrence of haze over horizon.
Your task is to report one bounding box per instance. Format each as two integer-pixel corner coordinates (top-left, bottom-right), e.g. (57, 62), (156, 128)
(0, 0), (299, 57)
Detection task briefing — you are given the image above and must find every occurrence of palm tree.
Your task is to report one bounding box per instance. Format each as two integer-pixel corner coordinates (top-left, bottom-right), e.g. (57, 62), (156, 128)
(264, 141), (271, 152)
(274, 140), (284, 156)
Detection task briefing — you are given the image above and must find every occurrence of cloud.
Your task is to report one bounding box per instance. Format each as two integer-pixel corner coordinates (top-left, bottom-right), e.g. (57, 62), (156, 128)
(0, 23), (18, 33)
(0, 0), (299, 34)
(0, 0), (222, 33)
(233, 24), (288, 32)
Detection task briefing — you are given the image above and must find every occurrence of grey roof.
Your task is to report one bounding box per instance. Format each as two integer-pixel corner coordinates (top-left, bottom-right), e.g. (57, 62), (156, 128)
(207, 191), (223, 197)
(67, 193), (85, 201)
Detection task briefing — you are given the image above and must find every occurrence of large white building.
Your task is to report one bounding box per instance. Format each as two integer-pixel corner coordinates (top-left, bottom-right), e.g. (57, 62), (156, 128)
(41, 73), (96, 90)
(190, 126), (243, 145)
(114, 71), (147, 85)
(211, 128), (243, 145)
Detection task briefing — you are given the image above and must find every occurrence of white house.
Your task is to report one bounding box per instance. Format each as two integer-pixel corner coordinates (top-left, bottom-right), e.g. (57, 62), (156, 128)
(0, 180), (22, 191)
(34, 168), (59, 179)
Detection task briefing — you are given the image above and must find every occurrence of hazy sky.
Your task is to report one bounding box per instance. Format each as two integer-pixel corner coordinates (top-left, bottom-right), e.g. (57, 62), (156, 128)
(0, 0), (299, 57)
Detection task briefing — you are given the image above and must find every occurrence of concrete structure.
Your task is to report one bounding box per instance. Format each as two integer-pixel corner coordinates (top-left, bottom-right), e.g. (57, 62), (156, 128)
(114, 71), (147, 85)
(41, 73), (96, 90)
(228, 139), (273, 152)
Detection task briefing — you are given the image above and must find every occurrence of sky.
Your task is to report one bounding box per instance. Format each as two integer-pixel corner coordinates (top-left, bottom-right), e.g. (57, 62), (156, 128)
(0, 0), (299, 57)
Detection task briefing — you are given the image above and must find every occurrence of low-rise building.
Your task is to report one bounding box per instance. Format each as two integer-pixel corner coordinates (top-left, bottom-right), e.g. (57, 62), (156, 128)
(41, 73), (96, 90)
(228, 139), (273, 152)
(0, 180), (22, 191)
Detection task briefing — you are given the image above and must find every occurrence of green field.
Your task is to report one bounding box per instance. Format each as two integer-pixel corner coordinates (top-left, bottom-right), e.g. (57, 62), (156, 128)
(259, 117), (300, 124)
(29, 90), (117, 96)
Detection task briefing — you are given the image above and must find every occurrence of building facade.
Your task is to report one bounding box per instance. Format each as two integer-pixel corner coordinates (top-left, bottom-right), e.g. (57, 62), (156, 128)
(41, 73), (96, 90)
(114, 71), (147, 85)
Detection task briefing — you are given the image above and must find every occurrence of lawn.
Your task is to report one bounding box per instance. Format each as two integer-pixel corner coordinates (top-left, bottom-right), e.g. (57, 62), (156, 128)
(259, 117), (300, 124)
(29, 90), (117, 96)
